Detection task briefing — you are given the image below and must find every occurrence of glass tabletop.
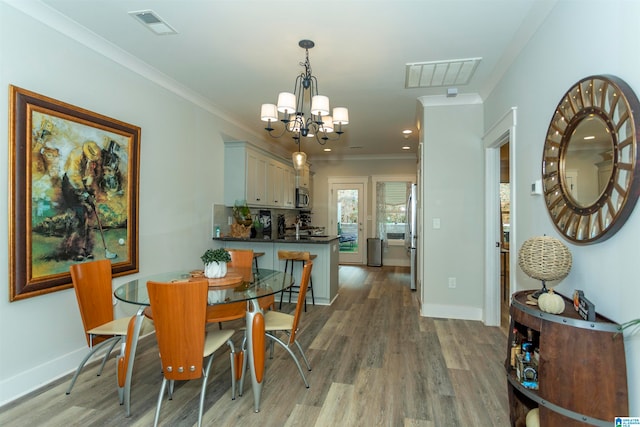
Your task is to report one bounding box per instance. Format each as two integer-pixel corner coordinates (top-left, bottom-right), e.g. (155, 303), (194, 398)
(113, 268), (293, 306)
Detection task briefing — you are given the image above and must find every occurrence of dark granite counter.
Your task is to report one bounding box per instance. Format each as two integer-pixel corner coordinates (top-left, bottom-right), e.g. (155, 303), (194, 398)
(214, 235), (339, 244)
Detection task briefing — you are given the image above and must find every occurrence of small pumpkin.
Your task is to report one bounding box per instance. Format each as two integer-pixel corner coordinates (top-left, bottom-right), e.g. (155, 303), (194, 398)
(537, 289), (564, 314)
(525, 408), (540, 427)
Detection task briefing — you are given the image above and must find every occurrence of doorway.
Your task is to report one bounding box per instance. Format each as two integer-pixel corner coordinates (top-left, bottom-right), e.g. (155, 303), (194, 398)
(328, 178), (367, 264)
(483, 107), (516, 328)
(499, 142), (510, 330)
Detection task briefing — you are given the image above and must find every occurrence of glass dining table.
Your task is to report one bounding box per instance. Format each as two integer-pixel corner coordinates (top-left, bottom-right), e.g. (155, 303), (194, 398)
(113, 267), (293, 414)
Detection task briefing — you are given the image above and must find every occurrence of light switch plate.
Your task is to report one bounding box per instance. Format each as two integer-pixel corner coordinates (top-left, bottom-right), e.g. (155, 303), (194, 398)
(531, 179), (542, 195)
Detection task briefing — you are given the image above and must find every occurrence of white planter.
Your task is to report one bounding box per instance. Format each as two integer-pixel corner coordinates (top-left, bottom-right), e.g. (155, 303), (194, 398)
(204, 261), (227, 279)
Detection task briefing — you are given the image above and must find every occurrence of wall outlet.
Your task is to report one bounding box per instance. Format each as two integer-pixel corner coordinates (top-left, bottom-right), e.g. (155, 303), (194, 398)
(448, 277), (457, 288)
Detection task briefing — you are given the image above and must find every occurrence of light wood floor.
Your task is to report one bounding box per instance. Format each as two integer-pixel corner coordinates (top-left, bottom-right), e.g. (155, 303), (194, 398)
(0, 266), (510, 427)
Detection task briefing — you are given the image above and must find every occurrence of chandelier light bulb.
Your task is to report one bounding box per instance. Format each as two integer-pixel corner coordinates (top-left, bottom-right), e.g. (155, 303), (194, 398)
(333, 107), (349, 124)
(321, 115), (334, 133)
(260, 104), (278, 122)
(311, 95), (330, 116)
(277, 92), (296, 114)
(292, 151), (307, 170)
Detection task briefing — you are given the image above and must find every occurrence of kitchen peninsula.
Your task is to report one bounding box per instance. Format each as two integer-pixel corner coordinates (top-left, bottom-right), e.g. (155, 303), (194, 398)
(212, 235), (339, 305)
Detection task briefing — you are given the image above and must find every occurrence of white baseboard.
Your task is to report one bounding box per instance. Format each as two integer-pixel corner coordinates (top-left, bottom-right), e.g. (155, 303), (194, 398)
(0, 330), (153, 407)
(420, 302), (483, 321)
(0, 347), (85, 407)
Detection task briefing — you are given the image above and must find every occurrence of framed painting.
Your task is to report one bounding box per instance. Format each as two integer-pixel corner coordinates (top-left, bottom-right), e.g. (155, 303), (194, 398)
(9, 85), (140, 301)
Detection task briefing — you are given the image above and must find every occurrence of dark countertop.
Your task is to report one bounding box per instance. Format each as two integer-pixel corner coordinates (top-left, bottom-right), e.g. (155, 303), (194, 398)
(214, 235), (339, 244)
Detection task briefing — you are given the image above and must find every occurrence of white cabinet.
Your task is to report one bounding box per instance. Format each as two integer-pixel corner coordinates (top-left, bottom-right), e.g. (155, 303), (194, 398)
(267, 159), (285, 207)
(296, 164), (310, 189)
(224, 142), (297, 208)
(283, 168), (296, 208)
(247, 150), (268, 205)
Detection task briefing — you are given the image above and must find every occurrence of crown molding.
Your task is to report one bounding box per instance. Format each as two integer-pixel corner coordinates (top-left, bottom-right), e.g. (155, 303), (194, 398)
(309, 153), (417, 162)
(418, 93), (483, 107)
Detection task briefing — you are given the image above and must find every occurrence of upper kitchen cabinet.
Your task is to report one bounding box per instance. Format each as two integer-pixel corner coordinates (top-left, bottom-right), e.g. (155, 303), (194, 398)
(224, 142), (296, 208)
(267, 159), (285, 207)
(283, 166), (296, 208)
(296, 164), (311, 189)
(247, 150), (268, 205)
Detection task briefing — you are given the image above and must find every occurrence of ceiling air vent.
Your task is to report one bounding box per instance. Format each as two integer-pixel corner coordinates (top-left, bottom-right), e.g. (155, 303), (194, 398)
(405, 57), (481, 89)
(129, 10), (178, 35)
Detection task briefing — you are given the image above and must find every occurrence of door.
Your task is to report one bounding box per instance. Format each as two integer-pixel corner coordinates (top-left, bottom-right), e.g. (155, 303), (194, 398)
(329, 180), (366, 264)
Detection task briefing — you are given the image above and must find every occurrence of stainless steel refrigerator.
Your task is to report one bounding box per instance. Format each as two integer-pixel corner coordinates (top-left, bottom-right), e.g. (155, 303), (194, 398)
(406, 183), (418, 290)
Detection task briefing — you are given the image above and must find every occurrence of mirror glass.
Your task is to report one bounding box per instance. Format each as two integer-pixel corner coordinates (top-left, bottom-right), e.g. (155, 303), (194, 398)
(563, 115), (614, 208)
(542, 75), (640, 244)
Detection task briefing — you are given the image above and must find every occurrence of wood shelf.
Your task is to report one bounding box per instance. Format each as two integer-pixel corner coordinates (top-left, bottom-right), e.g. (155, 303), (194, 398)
(506, 291), (628, 427)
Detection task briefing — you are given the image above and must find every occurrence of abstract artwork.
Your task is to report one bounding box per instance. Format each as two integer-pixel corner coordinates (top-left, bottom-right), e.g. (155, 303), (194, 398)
(9, 86), (140, 301)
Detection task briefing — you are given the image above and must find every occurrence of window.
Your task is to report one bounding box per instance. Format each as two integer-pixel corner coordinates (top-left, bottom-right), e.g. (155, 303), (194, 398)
(374, 179), (412, 246)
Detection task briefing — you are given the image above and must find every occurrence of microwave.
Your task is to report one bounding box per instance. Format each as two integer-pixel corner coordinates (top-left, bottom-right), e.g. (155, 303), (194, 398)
(296, 187), (310, 208)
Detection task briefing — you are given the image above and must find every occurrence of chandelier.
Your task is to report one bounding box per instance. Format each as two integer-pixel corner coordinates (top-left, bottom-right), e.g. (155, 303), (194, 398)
(260, 39), (349, 170)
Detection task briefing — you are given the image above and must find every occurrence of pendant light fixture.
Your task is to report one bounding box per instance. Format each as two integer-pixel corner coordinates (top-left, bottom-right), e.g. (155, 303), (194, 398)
(260, 40), (349, 170)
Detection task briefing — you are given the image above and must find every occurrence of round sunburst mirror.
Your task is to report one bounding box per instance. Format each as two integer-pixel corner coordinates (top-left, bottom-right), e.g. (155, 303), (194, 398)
(542, 75), (640, 244)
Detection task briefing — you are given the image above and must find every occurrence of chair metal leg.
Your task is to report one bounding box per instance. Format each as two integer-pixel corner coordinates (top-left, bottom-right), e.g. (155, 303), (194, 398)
(227, 339), (236, 400)
(238, 335), (248, 397)
(266, 333), (309, 388)
(121, 307), (147, 417)
(198, 354), (215, 427)
(96, 338), (120, 376)
(66, 336), (121, 395)
(245, 300), (266, 412)
(294, 340), (312, 371)
(153, 378), (167, 427)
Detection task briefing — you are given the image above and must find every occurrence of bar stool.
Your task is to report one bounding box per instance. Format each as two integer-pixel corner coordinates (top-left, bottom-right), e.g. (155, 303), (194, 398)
(253, 252), (265, 274)
(277, 250), (316, 311)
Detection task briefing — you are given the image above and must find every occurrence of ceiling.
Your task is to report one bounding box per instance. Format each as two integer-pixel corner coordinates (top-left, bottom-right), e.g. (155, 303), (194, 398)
(33, 0), (555, 159)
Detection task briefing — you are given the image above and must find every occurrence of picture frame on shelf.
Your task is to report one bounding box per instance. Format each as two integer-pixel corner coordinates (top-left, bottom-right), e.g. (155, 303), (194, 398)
(8, 85), (141, 301)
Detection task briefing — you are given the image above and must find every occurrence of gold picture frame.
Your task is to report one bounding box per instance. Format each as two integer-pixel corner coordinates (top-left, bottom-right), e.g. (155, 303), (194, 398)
(9, 85), (141, 301)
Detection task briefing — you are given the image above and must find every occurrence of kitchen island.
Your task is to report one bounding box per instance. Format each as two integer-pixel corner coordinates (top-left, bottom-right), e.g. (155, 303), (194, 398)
(212, 236), (339, 305)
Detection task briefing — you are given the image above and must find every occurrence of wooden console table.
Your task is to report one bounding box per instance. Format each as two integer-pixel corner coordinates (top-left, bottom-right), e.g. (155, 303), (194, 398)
(506, 290), (628, 426)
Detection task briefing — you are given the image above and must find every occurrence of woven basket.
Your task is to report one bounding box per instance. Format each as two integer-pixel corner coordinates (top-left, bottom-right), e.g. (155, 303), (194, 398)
(518, 236), (572, 281)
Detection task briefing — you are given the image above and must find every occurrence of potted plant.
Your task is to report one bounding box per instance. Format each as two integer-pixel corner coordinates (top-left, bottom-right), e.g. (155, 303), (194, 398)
(201, 248), (231, 278)
(233, 200), (252, 226)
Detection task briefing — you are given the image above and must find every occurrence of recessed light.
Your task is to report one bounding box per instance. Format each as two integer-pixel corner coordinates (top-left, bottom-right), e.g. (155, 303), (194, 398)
(402, 129), (413, 135)
(402, 146), (411, 150)
(323, 148), (332, 152)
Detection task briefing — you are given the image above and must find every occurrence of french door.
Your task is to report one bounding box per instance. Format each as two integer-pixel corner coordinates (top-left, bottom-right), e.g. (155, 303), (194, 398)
(329, 178), (366, 264)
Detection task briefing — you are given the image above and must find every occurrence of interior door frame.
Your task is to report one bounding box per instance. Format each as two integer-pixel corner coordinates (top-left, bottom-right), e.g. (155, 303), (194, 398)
(328, 177), (368, 264)
(483, 107), (517, 326)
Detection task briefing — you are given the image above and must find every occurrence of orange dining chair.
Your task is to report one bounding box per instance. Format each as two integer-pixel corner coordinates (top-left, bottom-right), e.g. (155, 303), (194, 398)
(67, 259), (152, 407)
(226, 248), (254, 282)
(239, 261), (313, 395)
(227, 248), (275, 311)
(147, 279), (236, 427)
(209, 249), (255, 331)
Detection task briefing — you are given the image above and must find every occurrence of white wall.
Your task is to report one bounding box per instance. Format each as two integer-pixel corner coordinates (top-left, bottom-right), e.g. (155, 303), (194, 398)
(0, 2), (259, 405)
(483, 0), (639, 414)
(419, 101), (485, 320)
